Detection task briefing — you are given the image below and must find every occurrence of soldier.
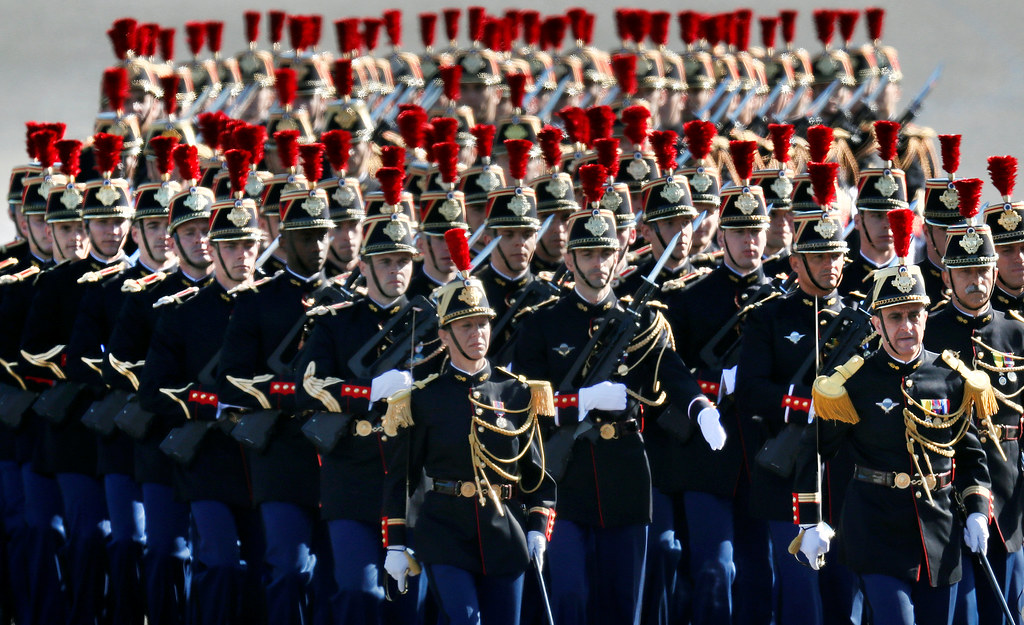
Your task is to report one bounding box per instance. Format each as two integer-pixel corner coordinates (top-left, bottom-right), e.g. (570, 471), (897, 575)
(754, 124), (798, 279)
(139, 191), (264, 625)
(795, 208), (993, 625)
(512, 164), (725, 625)
(530, 126), (579, 274)
(924, 179), (1024, 623)
(408, 141), (465, 299)
(319, 130), (365, 278)
(381, 228), (556, 625)
(916, 134), (964, 304)
(985, 156), (1024, 315)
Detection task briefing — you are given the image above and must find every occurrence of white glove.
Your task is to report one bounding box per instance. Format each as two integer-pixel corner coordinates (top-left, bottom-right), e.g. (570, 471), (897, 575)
(577, 382), (627, 421)
(697, 406), (727, 450)
(384, 547), (410, 593)
(370, 369), (413, 402)
(799, 522), (834, 571)
(964, 513), (990, 556)
(527, 530), (547, 570)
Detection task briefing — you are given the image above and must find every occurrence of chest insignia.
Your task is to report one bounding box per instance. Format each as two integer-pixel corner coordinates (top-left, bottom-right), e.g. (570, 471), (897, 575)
(784, 331), (804, 344)
(554, 343), (574, 357)
(876, 398), (897, 414)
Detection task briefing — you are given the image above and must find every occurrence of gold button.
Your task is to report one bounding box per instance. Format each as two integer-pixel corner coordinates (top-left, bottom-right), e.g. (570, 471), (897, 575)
(473, 391), (481, 398)
(460, 482), (477, 497)
(475, 408), (483, 415)
(600, 423), (617, 440)
(356, 420), (373, 436)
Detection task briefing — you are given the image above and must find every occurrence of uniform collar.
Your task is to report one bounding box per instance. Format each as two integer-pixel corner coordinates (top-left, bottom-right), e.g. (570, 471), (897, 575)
(880, 348), (925, 375)
(723, 263), (764, 287)
(995, 284), (1024, 304)
(367, 295), (407, 317)
(448, 361), (492, 386)
(491, 264), (531, 288)
(285, 266), (325, 290)
(798, 290), (839, 309)
(948, 302), (994, 327)
(572, 287), (617, 313)
(859, 250), (897, 270)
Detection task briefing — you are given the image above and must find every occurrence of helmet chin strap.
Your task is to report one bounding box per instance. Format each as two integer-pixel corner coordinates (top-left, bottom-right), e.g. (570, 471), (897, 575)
(571, 250), (611, 291)
(366, 256), (401, 300)
(650, 221), (684, 263)
(447, 329), (476, 363)
(214, 244), (245, 284)
(947, 270), (989, 313)
(799, 253), (834, 294)
(173, 232), (211, 273)
(86, 222), (127, 261)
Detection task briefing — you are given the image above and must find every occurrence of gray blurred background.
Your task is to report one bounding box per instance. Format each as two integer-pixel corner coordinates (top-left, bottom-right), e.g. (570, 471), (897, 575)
(2, 0), (1022, 239)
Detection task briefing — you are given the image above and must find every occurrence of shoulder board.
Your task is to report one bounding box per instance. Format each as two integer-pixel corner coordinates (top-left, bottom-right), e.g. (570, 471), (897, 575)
(512, 295), (559, 320)
(153, 286), (200, 308)
(495, 366), (527, 383)
(122, 270), (168, 293)
(1010, 310), (1024, 325)
(412, 373), (440, 390)
(617, 265), (639, 280)
(661, 267), (711, 291)
(647, 300), (668, 310)
(0, 265), (41, 285)
(928, 297), (949, 313)
(227, 275), (274, 296)
(307, 299), (356, 317)
(0, 257), (18, 273)
(0, 239), (25, 255)
(78, 261), (127, 284)
(625, 244), (652, 264)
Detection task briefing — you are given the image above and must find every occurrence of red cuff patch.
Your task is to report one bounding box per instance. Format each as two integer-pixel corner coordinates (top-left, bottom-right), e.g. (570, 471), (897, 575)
(553, 394), (578, 408)
(340, 385), (371, 399)
(782, 395), (811, 412)
(188, 390), (218, 406)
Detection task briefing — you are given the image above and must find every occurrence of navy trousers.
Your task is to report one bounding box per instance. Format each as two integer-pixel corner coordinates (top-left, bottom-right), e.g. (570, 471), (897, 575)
(0, 460), (29, 625)
(57, 472), (108, 625)
(261, 501), (317, 625)
(862, 573), (956, 625)
(189, 500), (266, 625)
(768, 520), (823, 625)
(21, 465), (66, 625)
(141, 482), (190, 625)
(427, 563), (524, 625)
(684, 491), (737, 625)
(641, 488), (685, 625)
(104, 472), (145, 625)
(732, 499), (773, 625)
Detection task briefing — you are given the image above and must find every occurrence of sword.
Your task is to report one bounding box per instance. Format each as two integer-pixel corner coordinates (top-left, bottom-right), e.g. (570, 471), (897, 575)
(954, 489), (1017, 624)
(467, 221), (489, 248)
(892, 64), (943, 127)
(695, 80), (732, 121)
(533, 557), (556, 625)
(722, 86), (759, 130)
(470, 235), (502, 271)
(256, 236), (280, 270)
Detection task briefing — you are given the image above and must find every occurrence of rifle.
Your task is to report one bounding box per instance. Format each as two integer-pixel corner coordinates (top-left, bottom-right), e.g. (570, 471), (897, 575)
(699, 273), (797, 371)
(790, 79), (841, 135)
(696, 80), (732, 121)
(792, 303), (876, 386)
(346, 295), (439, 378)
(490, 264), (569, 366)
(536, 73), (575, 123)
(892, 64), (943, 129)
(720, 87), (759, 132)
(746, 81), (789, 136)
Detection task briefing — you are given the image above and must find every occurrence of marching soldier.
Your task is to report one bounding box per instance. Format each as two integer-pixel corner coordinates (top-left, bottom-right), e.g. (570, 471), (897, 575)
(408, 141), (465, 300)
(916, 134), (964, 304)
(985, 156), (1024, 315)
(794, 208), (993, 625)
(381, 228), (556, 625)
(139, 190), (265, 625)
(529, 125), (578, 275)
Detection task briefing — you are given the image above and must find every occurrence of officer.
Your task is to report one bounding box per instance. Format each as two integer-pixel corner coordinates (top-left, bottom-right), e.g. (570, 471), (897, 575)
(139, 191), (265, 625)
(218, 145), (335, 625)
(105, 173), (216, 625)
(381, 228), (556, 625)
(294, 175), (439, 623)
(923, 182), (1024, 624)
(985, 156), (1024, 315)
(664, 143), (772, 625)
(735, 162), (853, 625)
(512, 164), (725, 625)
(20, 133), (133, 625)
(795, 208), (993, 625)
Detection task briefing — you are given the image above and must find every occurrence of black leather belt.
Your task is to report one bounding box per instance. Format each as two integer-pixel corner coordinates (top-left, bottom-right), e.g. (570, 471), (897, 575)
(980, 423), (1021, 443)
(594, 418), (639, 440)
(351, 419), (383, 437)
(853, 465), (952, 490)
(431, 478), (516, 500)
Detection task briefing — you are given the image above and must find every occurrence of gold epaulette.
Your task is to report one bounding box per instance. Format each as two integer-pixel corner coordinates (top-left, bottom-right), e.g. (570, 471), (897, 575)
(153, 286), (199, 308)
(647, 300), (668, 310)
(0, 265), (40, 285)
(122, 271), (168, 293)
(382, 373), (441, 437)
(941, 350), (998, 421)
(0, 257), (18, 273)
(412, 373), (440, 390)
(811, 354), (865, 424)
(227, 275), (274, 296)
(78, 261), (127, 284)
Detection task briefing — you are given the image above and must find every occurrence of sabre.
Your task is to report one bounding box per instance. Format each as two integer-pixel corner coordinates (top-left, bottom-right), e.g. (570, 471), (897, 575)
(533, 558), (556, 625)
(256, 236), (280, 270)
(470, 235), (502, 271)
(695, 80), (732, 121)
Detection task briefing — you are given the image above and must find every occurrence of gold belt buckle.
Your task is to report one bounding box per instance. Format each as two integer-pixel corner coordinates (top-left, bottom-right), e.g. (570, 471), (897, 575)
(893, 472), (911, 489)
(459, 482), (477, 498)
(355, 420), (373, 436)
(600, 423), (617, 440)
(924, 474), (937, 490)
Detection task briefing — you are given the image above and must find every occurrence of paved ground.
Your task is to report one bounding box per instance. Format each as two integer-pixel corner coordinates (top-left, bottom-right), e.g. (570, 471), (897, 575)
(1, 0), (1022, 238)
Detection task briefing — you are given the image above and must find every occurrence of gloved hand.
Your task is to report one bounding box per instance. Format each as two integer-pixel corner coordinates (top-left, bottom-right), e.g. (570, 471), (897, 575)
(577, 381), (627, 421)
(697, 406), (727, 450)
(527, 531), (547, 569)
(384, 546), (410, 593)
(964, 512), (989, 555)
(370, 369), (413, 403)
(799, 522), (834, 571)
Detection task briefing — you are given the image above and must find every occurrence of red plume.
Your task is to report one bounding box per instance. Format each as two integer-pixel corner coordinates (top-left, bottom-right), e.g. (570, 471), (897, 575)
(381, 146), (406, 169)
(383, 10), (402, 46)
(56, 140), (82, 180)
(866, 7), (885, 41)
(938, 135), (960, 175)
(729, 141), (757, 182)
(582, 13), (596, 46)
(622, 105), (651, 150)
(579, 163), (608, 206)
(102, 67), (129, 114)
(274, 130), (301, 169)
(418, 13), (437, 49)
(31, 130), (57, 169)
(507, 73), (528, 110)
(470, 125), (495, 159)
(537, 126), (564, 170)
(376, 167), (405, 205)
(332, 59), (354, 98)
(873, 120), (900, 163)
(522, 11), (540, 46)
(159, 28), (175, 60)
(760, 17), (779, 49)
(362, 18), (383, 51)
(433, 142), (460, 184)
(587, 106), (615, 144)
(439, 65), (462, 102)
(683, 120), (716, 161)
(813, 10), (835, 48)
(444, 228), (472, 273)
(700, 14), (721, 45)
(237, 125), (265, 166)
(197, 111), (225, 151)
(136, 24), (156, 57)
(769, 124), (794, 165)
(838, 11), (859, 45)
(779, 10), (797, 45)
(310, 15), (323, 49)
(321, 130), (352, 174)
(481, 18), (502, 51)
(468, 6), (486, 42)
(275, 68), (297, 107)
(24, 123), (43, 161)
(107, 18), (137, 60)
(614, 9), (631, 42)
(953, 178), (984, 219)
(430, 117), (459, 144)
(93, 133), (123, 176)
(677, 11), (699, 45)
(159, 75), (180, 117)
(397, 108), (427, 150)
(651, 130), (678, 173)
(289, 16), (306, 51)
(505, 139), (532, 182)
(733, 11), (751, 51)
(807, 125), (833, 163)
(542, 16), (568, 51)
(205, 21), (224, 54)
(443, 9), (460, 42)
(41, 122), (66, 141)
(650, 11), (670, 46)
(808, 161), (838, 208)
(505, 10), (521, 41)
(220, 119), (241, 152)
(173, 144), (201, 182)
(988, 156), (1018, 199)
(595, 138), (621, 180)
(558, 107), (590, 147)
(185, 21), (205, 56)
(148, 136), (179, 177)
(567, 8), (586, 42)
(244, 11), (260, 43)
(225, 149), (252, 196)
(888, 208), (915, 258)
(627, 10), (651, 45)
(268, 11), (286, 45)
(611, 54), (637, 97)
(300, 143), (325, 184)
(334, 18), (359, 54)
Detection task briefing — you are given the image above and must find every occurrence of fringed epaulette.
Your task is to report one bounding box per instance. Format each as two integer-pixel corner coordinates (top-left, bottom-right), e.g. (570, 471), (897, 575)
(153, 286), (199, 308)
(941, 350), (998, 421)
(494, 366), (556, 418)
(811, 354), (865, 424)
(78, 261), (127, 284)
(122, 270), (168, 292)
(382, 373), (439, 436)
